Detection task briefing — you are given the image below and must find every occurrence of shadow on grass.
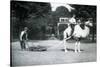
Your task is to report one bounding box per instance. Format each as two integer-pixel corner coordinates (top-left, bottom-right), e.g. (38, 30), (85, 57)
(61, 48), (84, 52)
(81, 40), (96, 43)
(65, 39), (96, 43)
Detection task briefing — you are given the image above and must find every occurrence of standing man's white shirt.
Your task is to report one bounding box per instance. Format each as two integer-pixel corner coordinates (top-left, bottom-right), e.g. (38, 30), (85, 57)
(20, 31), (28, 41)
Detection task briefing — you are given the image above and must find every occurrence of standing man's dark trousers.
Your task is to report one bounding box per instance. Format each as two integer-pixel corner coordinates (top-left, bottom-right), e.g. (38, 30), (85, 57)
(20, 40), (26, 50)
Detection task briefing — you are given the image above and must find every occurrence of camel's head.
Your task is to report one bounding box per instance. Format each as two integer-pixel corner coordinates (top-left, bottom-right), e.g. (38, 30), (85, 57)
(85, 18), (93, 27)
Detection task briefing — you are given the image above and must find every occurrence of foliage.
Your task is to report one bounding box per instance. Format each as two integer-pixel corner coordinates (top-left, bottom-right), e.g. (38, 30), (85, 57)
(11, 1), (96, 40)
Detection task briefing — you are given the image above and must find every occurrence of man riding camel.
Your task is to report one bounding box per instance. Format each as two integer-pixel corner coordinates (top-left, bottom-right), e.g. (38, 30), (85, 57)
(69, 15), (76, 37)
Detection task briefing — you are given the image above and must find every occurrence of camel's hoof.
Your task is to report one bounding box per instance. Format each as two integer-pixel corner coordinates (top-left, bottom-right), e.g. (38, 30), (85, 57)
(75, 51), (78, 53)
(78, 51), (82, 53)
(65, 50), (68, 53)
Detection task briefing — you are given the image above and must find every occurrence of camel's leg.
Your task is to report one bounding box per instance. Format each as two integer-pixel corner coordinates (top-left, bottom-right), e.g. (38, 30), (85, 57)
(75, 42), (78, 53)
(63, 31), (68, 52)
(78, 41), (81, 52)
(63, 39), (68, 52)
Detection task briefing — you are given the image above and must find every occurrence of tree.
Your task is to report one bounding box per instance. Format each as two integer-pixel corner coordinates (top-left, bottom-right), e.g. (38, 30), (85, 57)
(11, 1), (51, 40)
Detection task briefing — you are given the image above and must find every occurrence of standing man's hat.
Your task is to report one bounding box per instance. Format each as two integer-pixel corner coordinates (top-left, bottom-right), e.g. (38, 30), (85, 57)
(24, 27), (28, 30)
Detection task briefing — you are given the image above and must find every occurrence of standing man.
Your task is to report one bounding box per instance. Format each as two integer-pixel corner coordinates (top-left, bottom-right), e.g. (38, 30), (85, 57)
(20, 27), (28, 50)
